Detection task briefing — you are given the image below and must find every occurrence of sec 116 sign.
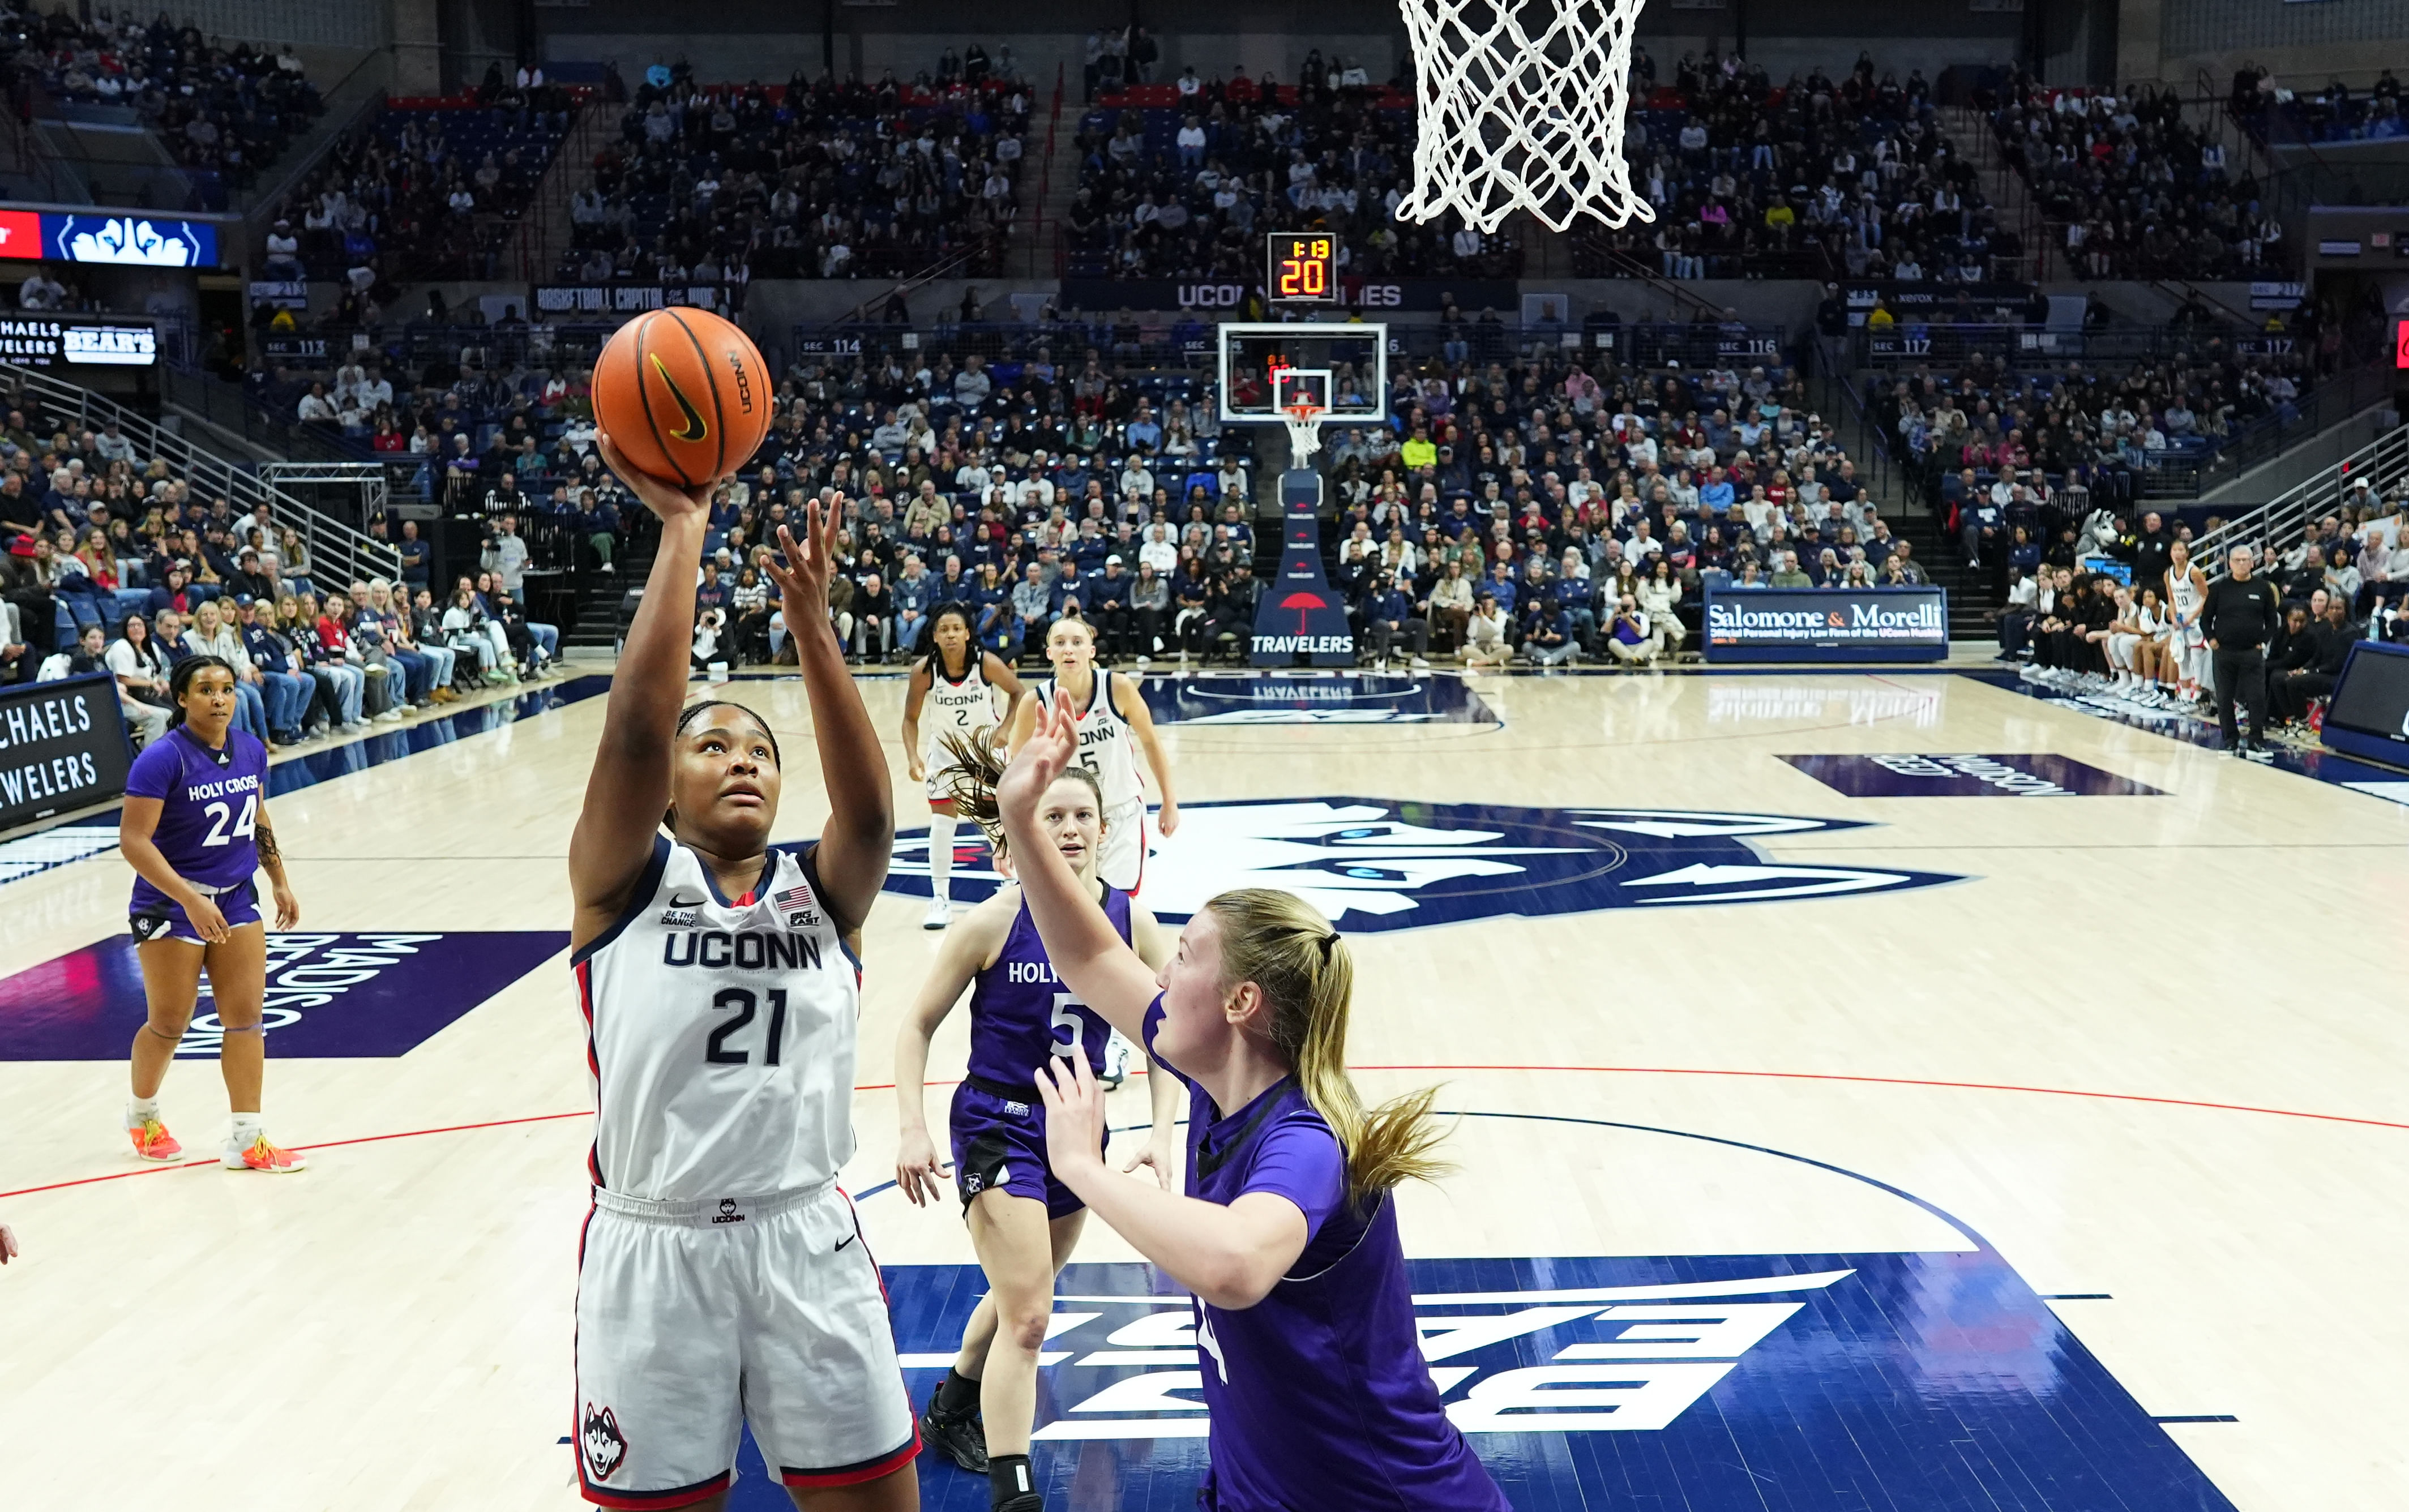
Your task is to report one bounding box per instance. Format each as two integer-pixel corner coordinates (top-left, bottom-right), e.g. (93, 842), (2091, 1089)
(1267, 232), (1336, 303)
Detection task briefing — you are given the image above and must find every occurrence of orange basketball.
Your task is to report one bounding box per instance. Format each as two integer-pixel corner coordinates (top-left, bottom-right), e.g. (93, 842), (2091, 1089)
(591, 306), (772, 489)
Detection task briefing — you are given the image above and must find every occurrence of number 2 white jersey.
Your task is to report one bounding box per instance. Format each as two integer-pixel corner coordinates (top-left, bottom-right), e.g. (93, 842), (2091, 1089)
(923, 658), (999, 768)
(573, 837), (862, 1200)
(1037, 668), (1144, 813)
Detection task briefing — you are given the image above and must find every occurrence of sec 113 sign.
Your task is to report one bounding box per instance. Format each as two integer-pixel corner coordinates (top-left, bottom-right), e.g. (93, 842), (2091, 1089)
(1267, 232), (1336, 303)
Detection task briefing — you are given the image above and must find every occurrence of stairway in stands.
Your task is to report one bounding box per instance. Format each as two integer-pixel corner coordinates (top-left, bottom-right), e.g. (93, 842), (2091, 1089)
(563, 529), (654, 651)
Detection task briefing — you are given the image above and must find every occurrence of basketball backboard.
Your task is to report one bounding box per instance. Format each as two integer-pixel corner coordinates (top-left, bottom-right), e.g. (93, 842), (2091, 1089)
(1216, 322), (1388, 427)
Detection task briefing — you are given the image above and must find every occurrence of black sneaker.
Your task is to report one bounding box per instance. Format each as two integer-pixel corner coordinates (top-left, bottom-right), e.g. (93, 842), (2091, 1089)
(995, 1496), (1042, 1512)
(920, 1393), (989, 1473)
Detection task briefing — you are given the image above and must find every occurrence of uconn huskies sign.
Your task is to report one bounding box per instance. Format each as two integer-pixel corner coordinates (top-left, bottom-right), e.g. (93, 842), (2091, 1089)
(885, 800), (1959, 929)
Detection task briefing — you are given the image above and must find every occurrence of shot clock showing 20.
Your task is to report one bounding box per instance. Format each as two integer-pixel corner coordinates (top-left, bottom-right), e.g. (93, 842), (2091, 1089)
(1268, 232), (1337, 303)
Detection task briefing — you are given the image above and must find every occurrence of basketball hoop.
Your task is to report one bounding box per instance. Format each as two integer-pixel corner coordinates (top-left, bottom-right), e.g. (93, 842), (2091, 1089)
(1396, 0), (1655, 234)
(1282, 400), (1330, 465)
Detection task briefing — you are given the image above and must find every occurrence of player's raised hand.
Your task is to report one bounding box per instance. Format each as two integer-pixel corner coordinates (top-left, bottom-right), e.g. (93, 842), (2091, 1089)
(1034, 1054), (1108, 1183)
(895, 1126), (951, 1207)
(764, 501), (842, 630)
(594, 431), (717, 522)
(996, 697), (1077, 826)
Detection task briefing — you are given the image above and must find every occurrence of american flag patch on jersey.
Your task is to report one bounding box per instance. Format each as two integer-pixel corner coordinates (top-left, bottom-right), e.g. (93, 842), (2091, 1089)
(772, 882), (819, 931)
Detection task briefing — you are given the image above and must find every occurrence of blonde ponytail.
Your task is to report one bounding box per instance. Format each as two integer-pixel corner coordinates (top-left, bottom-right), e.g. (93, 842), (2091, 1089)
(1206, 888), (1453, 1207)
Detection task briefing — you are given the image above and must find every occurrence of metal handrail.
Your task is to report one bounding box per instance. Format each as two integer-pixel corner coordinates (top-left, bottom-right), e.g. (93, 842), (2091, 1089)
(2194, 422), (2409, 580)
(0, 361), (401, 585)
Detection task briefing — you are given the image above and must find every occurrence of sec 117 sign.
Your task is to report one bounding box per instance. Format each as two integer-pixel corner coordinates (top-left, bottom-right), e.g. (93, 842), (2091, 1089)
(1267, 232), (1336, 303)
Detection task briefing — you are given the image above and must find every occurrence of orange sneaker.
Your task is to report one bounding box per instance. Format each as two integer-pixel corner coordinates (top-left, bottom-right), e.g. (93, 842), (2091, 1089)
(127, 1117), (182, 1162)
(222, 1134), (307, 1173)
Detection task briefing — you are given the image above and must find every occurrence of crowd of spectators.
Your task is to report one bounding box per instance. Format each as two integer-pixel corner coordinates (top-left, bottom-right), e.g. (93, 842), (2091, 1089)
(1, 4), (322, 198)
(267, 72), (578, 293)
(1872, 323), (2321, 576)
(1061, 48), (1521, 281)
(1989, 74), (2284, 280)
(2229, 65), (2408, 145)
(1577, 49), (2004, 282)
(0, 383), (563, 753)
(559, 54), (1033, 287)
(1304, 347), (1915, 667)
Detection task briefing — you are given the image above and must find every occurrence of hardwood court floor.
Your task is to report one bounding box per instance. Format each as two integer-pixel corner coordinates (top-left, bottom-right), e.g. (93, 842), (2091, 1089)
(0, 665), (2402, 1511)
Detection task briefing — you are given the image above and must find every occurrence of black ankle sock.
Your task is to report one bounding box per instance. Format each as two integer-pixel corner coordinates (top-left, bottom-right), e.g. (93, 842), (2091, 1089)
(935, 1366), (980, 1415)
(989, 1453), (1033, 1506)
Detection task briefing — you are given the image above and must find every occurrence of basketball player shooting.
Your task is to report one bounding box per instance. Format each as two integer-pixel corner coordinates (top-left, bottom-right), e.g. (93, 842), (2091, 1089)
(564, 432), (919, 1512)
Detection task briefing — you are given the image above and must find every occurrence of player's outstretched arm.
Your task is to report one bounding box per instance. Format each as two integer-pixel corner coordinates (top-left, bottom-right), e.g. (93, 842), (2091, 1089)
(569, 434), (716, 937)
(996, 699), (1158, 1043)
(763, 506), (892, 930)
(893, 896), (1010, 1205)
(1115, 674), (1178, 836)
(1039, 1054), (1307, 1308)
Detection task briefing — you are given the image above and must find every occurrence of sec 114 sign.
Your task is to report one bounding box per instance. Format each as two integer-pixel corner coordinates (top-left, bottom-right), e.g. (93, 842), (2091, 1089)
(1267, 232), (1336, 303)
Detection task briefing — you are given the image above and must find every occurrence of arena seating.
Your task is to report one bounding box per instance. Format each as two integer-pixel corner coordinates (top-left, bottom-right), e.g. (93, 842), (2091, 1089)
(559, 61), (1034, 285)
(1573, 50), (2003, 282)
(272, 84), (580, 288)
(1988, 74), (2286, 280)
(1059, 57), (1521, 281)
(2229, 67), (2408, 145)
(1865, 327), (2321, 579)
(3, 6), (324, 203)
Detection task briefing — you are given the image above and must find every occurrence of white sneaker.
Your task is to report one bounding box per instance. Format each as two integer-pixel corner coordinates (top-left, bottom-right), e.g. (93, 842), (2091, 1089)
(1099, 1029), (1134, 1090)
(375, 708), (405, 722)
(1135, 654), (1151, 667)
(922, 900), (951, 931)
(1410, 656), (1430, 668)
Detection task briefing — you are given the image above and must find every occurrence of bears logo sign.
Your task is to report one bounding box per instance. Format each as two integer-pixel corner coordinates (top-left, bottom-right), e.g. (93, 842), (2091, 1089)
(885, 801), (1959, 931)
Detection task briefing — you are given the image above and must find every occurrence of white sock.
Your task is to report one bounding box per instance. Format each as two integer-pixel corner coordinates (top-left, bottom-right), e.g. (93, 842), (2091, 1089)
(230, 1113), (264, 1148)
(128, 1095), (160, 1125)
(928, 811), (956, 904)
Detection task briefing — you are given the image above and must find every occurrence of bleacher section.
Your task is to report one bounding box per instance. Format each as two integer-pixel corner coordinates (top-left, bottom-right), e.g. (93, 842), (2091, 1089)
(1574, 52), (2003, 282)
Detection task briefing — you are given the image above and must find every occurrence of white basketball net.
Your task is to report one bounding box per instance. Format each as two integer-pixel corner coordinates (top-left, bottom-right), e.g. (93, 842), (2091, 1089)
(1395, 0), (1656, 235)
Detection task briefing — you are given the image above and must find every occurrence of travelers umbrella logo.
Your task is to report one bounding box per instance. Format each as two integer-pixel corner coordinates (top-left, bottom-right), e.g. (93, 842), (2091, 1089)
(887, 800), (1959, 930)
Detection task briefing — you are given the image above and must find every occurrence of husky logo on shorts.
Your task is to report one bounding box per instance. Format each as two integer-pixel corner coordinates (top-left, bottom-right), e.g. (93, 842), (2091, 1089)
(712, 1198), (746, 1225)
(885, 802), (1963, 933)
(580, 1402), (628, 1481)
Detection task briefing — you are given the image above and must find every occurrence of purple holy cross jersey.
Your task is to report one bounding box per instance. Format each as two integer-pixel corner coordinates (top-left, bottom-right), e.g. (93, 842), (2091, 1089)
(965, 885), (1131, 1087)
(123, 725), (269, 893)
(1141, 997), (1509, 1512)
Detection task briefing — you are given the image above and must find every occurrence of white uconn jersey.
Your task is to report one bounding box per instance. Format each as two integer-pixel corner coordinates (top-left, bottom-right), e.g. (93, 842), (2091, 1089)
(924, 658), (998, 765)
(1038, 668), (1143, 812)
(574, 837), (861, 1200)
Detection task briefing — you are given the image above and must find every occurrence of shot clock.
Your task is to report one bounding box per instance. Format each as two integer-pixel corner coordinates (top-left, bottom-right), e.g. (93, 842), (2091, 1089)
(1267, 232), (1337, 303)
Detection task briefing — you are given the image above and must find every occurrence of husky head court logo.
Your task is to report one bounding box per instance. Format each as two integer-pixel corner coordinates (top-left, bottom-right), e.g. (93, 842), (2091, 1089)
(580, 1402), (628, 1481)
(887, 801), (1959, 931)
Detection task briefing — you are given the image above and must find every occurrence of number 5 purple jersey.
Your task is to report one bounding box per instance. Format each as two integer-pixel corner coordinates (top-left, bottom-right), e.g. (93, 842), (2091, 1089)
(964, 884), (1131, 1089)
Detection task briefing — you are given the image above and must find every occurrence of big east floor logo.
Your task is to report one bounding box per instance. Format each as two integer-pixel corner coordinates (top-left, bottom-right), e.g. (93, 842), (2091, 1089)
(885, 801), (1959, 928)
(840, 1252), (2234, 1512)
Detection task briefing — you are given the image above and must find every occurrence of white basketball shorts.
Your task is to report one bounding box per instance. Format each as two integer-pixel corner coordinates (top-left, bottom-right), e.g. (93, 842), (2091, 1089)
(573, 1181), (918, 1509)
(1098, 799), (1147, 894)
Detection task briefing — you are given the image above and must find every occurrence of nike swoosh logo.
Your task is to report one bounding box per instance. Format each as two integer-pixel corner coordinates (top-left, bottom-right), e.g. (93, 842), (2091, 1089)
(648, 352), (709, 442)
(835, 1233), (857, 1252)
(667, 892), (708, 907)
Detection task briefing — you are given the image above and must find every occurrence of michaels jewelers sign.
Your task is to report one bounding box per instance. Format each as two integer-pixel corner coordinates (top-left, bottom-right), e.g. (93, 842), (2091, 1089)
(0, 316), (157, 367)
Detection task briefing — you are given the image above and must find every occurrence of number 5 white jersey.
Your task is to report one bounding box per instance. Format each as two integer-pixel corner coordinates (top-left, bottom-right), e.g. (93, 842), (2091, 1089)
(1037, 667), (1144, 813)
(573, 836), (862, 1200)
